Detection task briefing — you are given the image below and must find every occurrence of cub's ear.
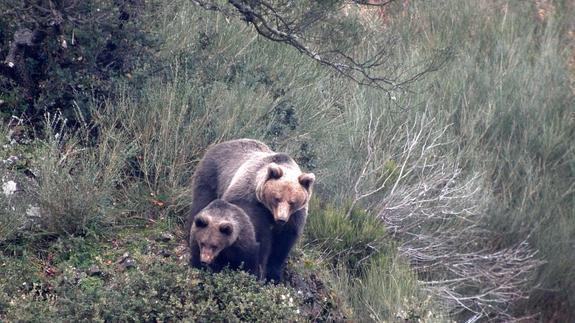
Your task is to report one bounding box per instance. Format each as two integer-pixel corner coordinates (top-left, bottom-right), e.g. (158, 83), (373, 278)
(298, 173), (316, 190)
(194, 217), (208, 228)
(219, 223), (234, 236)
(267, 163), (284, 180)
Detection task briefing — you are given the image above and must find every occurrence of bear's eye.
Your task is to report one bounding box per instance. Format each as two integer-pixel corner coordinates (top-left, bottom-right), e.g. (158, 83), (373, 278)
(195, 218), (208, 228)
(219, 224), (233, 236)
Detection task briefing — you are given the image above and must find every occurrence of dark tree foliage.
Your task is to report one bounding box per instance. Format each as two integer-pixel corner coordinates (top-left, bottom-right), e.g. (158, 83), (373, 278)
(0, 0), (153, 126)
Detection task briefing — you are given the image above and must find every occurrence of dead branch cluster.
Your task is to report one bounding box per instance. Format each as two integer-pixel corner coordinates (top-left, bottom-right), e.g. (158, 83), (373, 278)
(191, 0), (447, 91)
(350, 112), (543, 321)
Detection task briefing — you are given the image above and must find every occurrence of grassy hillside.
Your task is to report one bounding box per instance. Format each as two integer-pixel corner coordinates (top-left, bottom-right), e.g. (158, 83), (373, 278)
(394, 1), (575, 320)
(1, 0), (574, 321)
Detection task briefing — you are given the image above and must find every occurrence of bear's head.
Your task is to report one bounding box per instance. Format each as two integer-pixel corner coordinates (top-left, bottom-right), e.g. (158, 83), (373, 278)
(257, 163), (315, 225)
(190, 200), (241, 264)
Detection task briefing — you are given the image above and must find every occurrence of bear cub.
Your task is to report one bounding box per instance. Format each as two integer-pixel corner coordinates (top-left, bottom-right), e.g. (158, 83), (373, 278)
(189, 199), (260, 277)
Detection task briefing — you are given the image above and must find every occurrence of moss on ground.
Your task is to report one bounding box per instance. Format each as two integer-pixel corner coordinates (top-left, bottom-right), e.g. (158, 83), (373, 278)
(0, 219), (346, 322)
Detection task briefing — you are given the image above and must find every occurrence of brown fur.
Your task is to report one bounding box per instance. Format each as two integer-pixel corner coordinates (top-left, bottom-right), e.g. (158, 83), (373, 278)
(189, 199), (260, 277)
(186, 139), (315, 281)
(258, 172), (310, 223)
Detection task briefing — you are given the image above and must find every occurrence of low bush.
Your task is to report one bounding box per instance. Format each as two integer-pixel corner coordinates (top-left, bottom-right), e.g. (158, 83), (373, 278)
(304, 200), (442, 322)
(4, 267), (300, 322)
(0, 222), (304, 322)
(305, 198), (387, 273)
(37, 118), (129, 236)
(0, 113), (131, 239)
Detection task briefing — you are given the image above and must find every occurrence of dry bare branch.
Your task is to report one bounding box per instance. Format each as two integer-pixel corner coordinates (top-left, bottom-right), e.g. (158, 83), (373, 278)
(348, 112), (543, 321)
(191, 0), (450, 91)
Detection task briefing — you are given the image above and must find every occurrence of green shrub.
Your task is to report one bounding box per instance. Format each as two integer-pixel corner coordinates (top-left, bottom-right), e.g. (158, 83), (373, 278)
(0, 123), (22, 241)
(305, 198), (388, 273)
(304, 200), (443, 321)
(332, 257), (444, 323)
(3, 265), (301, 322)
(0, 173), (28, 242)
(0, 123), (41, 242)
(0, 205), (24, 242)
(0, 0), (157, 126)
(4, 0), (571, 320)
(0, 220), (305, 322)
(30, 116), (128, 236)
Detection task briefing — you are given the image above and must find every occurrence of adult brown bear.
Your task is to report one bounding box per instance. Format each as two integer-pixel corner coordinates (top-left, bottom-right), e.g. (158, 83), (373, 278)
(186, 139), (315, 281)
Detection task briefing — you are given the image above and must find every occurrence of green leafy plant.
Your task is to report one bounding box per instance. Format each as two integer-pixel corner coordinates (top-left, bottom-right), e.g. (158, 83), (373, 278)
(305, 198), (388, 273)
(304, 199), (443, 321)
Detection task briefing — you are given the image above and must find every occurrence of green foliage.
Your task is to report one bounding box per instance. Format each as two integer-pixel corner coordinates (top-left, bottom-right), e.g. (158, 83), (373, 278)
(31, 117), (128, 236)
(0, 113), (131, 239)
(0, 0), (156, 125)
(305, 198), (388, 272)
(90, 4), (332, 219)
(1, 0), (572, 320)
(0, 204), (25, 242)
(0, 176), (28, 242)
(0, 222), (307, 322)
(304, 200), (442, 321)
(333, 257), (442, 322)
(48, 236), (103, 269)
(285, 248), (351, 321)
(2, 261), (301, 322)
(0, 123), (39, 242)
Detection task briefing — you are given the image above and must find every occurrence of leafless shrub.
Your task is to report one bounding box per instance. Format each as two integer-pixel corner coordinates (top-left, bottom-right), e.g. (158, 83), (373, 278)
(350, 112), (544, 321)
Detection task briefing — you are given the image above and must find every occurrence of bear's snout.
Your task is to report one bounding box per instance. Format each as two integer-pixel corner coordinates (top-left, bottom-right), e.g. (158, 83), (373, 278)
(200, 247), (216, 264)
(273, 202), (290, 224)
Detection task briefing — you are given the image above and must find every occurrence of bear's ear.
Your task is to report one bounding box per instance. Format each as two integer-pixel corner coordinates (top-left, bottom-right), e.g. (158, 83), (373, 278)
(298, 173), (316, 190)
(195, 217), (208, 228)
(267, 163), (284, 180)
(219, 223), (234, 236)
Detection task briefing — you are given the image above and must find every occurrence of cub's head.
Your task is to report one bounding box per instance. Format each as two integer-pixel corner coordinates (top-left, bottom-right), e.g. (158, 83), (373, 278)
(190, 200), (241, 264)
(257, 163), (315, 225)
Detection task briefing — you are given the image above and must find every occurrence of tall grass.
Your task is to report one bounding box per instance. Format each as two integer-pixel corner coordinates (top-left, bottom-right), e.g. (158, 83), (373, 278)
(96, 4), (339, 213)
(99, 0), (573, 319)
(0, 108), (135, 240)
(305, 199), (444, 322)
(32, 114), (131, 236)
(94, 3), (448, 320)
(333, 257), (438, 322)
(387, 1), (575, 318)
(1, 0), (572, 320)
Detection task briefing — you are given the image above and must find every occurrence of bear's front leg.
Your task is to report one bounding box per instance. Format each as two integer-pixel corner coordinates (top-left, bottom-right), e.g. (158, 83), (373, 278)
(231, 200), (273, 281)
(266, 224), (301, 282)
(245, 242), (262, 279)
(189, 243), (203, 268)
